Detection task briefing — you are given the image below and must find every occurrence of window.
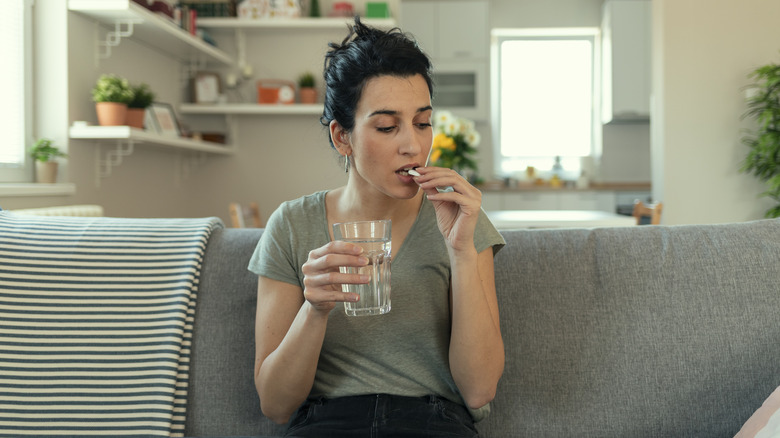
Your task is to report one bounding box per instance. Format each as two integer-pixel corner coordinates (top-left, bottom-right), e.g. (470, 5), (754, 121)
(0, 0), (33, 182)
(492, 28), (600, 177)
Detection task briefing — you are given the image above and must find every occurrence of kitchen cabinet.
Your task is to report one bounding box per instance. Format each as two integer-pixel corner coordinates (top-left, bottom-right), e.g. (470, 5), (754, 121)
(558, 191), (616, 212)
(400, 0), (489, 120)
(482, 190), (638, 213)
(401, 0), (488, 60)
(601, 0), (651, 123)
(503, 192), (560, 211)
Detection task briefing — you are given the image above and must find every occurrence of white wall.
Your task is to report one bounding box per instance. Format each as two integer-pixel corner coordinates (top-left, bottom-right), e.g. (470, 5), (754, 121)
(653, 0), (778, 224)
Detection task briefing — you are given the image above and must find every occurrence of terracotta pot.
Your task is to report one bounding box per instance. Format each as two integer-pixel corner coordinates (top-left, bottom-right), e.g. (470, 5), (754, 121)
(35, 161), (58, 184)
(96, 102), (128, 126)
(126, 108), (146, 129)
(299, 87), (317, 104)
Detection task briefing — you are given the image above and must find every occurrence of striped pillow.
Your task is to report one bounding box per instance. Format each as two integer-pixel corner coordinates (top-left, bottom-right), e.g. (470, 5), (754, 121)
(0, 213), (222, 437)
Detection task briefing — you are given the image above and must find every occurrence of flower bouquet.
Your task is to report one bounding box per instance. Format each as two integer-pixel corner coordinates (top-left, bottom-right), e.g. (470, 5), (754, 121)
(430, 110), (480, 175)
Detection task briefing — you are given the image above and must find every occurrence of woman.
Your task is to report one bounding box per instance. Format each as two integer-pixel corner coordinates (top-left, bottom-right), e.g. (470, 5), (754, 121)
(248, 18), (505, 437)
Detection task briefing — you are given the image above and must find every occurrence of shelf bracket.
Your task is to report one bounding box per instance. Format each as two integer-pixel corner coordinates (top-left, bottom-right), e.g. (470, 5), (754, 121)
(95, 140), (135, 188)
(226, 115), (239, 149)
(235, 29), (247, 69)
(174, 152), (207, 187)
(96, 19), (143, 64)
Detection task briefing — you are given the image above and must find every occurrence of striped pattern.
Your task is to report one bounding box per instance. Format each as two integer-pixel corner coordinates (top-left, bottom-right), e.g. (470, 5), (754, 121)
(0, 213), (222, 437)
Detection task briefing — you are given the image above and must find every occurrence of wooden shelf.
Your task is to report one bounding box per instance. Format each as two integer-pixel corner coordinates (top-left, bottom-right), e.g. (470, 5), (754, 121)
(179, 103), (323, 116)
(197, 17), (397, 30)
(68, 0), (233, 65)
(70, 125), (235, 154)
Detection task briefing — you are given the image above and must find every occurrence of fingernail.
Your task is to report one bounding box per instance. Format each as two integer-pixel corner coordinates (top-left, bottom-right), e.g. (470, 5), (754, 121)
(359, 256), (369, 265)
(359, 275), (369, 282)
(351, 294), (360, 302)
(353, 246), (364, 254)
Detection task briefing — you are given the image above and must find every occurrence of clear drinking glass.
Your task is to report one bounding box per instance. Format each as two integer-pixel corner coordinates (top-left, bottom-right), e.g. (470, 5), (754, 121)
(332, 220), (392, 316)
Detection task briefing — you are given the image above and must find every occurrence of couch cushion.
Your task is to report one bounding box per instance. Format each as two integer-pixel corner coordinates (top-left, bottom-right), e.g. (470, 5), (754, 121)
(185, 228), (287, 437)
(478, 219), (780, 437)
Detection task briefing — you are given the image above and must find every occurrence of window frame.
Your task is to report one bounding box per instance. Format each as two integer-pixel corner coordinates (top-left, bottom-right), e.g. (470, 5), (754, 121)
(491, 27), (602, 178)
(0, 0), (34, 183)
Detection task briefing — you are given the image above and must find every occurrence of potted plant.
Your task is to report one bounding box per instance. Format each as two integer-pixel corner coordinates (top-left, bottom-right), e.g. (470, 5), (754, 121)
(741, 62), (780, 218)
(91, 74), (134, 126)
(297, 71), (317, 104)
(126, 83), (155, 129)
(28, 138), (67, 184)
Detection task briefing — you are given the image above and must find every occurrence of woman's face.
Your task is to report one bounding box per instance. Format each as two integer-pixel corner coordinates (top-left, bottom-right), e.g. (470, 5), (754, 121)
(341, 73), (433, 200)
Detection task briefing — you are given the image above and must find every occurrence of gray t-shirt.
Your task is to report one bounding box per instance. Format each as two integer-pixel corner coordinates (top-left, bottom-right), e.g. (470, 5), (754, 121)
(248, 190), (505, 421)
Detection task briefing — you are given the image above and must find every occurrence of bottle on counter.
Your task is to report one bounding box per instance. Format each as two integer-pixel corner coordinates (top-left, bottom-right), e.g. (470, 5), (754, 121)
(577, 170), (590, 189)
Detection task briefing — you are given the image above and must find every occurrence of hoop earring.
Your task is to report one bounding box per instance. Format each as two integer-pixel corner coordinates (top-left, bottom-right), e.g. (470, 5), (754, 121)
(344, 155), (350, 173)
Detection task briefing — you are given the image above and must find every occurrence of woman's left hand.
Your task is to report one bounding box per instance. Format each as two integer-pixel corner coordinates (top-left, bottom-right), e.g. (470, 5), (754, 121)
(413, 167), (482, 251)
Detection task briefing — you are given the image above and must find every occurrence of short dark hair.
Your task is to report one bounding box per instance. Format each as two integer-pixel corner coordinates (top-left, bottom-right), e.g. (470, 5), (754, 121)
(320, 17), (433, 148)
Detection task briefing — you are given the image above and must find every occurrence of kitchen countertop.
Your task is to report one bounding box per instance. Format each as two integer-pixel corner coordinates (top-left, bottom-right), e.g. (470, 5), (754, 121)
(477, 181), (651, 192)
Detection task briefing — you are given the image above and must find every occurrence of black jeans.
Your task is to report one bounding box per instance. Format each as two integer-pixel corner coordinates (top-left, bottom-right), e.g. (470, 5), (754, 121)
(284, 394), (479, 438)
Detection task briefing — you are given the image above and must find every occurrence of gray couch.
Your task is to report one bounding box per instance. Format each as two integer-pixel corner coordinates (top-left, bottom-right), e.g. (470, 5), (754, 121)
(186, 218), (780, 437)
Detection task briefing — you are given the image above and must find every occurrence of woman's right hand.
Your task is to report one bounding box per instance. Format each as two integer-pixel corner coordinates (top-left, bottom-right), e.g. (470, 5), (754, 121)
(301, 241), (369, 314)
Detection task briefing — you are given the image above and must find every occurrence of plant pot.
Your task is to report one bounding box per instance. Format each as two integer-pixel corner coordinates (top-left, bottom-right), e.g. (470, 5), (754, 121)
(299, 87), (317, 104)
(126, 108), (146, 129)
(35, 161), (58, 184)
(96, 102), (128, 126)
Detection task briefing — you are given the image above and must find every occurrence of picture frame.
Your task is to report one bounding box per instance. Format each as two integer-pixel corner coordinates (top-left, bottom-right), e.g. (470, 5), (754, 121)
(146, 102), (181, 138)
(191, 72), (222, 104)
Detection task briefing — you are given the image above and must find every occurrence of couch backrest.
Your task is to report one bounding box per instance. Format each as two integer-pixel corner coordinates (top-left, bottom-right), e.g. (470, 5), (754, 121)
(184, 228), (284, 436)
(478, 219), (780, 437)
(186, 219), (780, 437)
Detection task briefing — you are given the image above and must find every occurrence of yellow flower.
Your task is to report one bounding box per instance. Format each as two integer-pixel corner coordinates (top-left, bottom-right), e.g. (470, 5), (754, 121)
(430, 147), (442, 163)
(433, 133), (456, 150)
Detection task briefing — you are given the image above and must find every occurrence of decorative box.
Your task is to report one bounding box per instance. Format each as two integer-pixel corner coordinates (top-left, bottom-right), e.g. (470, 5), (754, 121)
(238, 0), (301, 19)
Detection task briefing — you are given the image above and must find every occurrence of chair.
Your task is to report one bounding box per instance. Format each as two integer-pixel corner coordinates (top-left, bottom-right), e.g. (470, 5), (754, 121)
(632, 200), (663, 225)
(229, 202), (262, 228)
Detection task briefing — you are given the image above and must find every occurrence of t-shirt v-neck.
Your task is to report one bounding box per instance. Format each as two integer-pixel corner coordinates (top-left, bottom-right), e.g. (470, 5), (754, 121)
(318, 190), (426, 266)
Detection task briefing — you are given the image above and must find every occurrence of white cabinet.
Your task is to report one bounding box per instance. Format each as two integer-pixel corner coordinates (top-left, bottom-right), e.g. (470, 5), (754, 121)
(401, 0), (489, 120)
(502, 193), (559, 211)
(601, 0), (651, 123)
(402, 0), (488, 60)
(484, 190), (619, 212)
(558, 191), (616, 212)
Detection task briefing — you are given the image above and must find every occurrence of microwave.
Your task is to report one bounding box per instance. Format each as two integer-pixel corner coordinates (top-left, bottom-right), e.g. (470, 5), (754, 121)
(431, 60), (489, 121)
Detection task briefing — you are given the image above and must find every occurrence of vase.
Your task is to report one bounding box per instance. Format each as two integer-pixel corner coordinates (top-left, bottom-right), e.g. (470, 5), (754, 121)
(35, 161), (58, 184)
(96, 102), (128, 126)
(299, 87), (317, 104)
(125, 108), (146, 129)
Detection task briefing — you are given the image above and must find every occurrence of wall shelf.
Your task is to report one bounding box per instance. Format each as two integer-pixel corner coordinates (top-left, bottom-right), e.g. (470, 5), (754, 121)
(70, 125), (234, 187)
(68, 0), (234, 65)
(179, 103), (323, 115)
(70, 125), (235, 154)
(197, 17), (397, 30)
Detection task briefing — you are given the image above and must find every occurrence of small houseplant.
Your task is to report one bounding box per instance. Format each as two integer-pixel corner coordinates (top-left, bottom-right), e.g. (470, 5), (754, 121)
(126, 83), (155, 129)
(91, 74), (134, 126)
(297, 71), (317, 104)
(741, 62), (780, 218)
(28, 138), (67, 184)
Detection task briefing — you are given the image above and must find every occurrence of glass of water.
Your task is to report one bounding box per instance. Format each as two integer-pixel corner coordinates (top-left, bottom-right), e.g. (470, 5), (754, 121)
(332, 220), (391, 316)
